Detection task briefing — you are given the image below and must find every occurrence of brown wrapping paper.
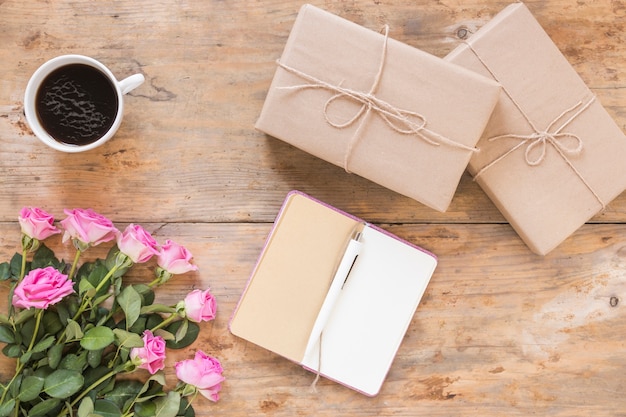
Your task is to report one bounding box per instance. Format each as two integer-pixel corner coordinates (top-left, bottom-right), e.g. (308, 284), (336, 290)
(256, 4), (501, 212)
(445, 3), (626, 255)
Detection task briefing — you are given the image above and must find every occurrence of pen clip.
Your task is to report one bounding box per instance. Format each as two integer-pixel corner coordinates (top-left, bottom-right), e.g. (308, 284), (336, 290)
(341, 230), (362, 289)
(341, 254), (358, 289)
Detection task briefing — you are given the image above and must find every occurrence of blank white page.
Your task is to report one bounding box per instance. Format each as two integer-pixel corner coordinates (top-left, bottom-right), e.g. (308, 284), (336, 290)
(301, 224), (437, 396)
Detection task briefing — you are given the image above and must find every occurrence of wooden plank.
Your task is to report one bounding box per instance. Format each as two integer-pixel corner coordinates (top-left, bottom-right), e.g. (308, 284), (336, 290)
(0, 0), (625, 415)
(1, 1), (625, 223)
(0, 221), (623, 416)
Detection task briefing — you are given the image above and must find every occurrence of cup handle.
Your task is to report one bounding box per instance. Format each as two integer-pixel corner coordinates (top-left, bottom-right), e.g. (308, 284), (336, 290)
(118, 73), (145, 95)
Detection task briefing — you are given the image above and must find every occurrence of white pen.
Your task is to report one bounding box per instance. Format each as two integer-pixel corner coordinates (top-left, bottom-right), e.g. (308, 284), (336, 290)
(303, 227), (363, 360)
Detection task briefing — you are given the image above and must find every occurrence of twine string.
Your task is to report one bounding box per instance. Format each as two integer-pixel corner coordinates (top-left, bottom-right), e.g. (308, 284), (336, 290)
(464, 41), (604, 209)
(276, 25), (478, 173)
(310, 331), (323, 392)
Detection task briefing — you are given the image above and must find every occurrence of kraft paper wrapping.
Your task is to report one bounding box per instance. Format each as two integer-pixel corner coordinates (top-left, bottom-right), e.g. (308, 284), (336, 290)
(445, 3), (626, 255)
(256, 4), (501, 212)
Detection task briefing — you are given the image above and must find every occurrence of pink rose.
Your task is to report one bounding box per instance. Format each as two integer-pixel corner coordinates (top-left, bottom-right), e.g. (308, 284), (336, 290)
(130, 330), (166, 374)
(13, 267), (75, 310)
(60, 208), (118, 248)
(183, 289), (217, 323)
(18, 207), (60, 240)
(116, 224), (160, 263)
(175, 351), (224, 402)
(157, 239), (198, 275)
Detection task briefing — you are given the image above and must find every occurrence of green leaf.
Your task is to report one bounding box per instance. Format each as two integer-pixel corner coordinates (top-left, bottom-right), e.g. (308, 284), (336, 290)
(42, 310), (64, 336)
(8, 374), (21, 399)
(20, 350), (33, 364)
(100, 376), (117, 396)
(113, 329), (143, 349)
(112, 274), (124, 295)
(123, 316), (147, 335)
(174, 320), (188, 343)
(0, 262), (10, 281)
(76, 259), (95, 276)
(48, 343), (64, 369)
(177, 397), (195, 417)
(140, 304), (177, 315)
(93, 293), (114, 308)
(147, 372), (166, 388)
(17, 375), (45, 402)
(145, 314), (164, 331)
(81, 326), (115, 351)
(26, 398), (61, 417)
(0, 399), (15, 417)
(60, 352), (88, 371)
(9, 253), (23, 279)
(36, 355), (50, 369)
(20, 314), (42, 346)
(134, 284), (155, 306)
(83, 366), (115, 395)
(54, 302), (70, 327)
(65, 319), (84, 341)
(94, 399), (122, 417)
(82, 260), (110, 298)
(32, 335), (55, 353)
(32, 244), (60, 269)
(165, 321), (199, 349)
(0, 325), (15, 344)
(44, 369), (84, 399)
(78, 397), (95, 417)
(135, 401), (157, 417)
(87, 348), (104, 368)
(2, 344), (21, 358)
(105, 380), (143, 410)
(79, 277), (97, 298)
(105, 247), (132, 279)
(154, 329), (175, 341)
(33, 366), (54, 379)
(118, 286), (142, 329)
(14, 308), (36, 326)
(133, 373), (167, 407)
(154, 391), (180, 417)
(88, 260), (108, 281)
(96, 308), (115, 329)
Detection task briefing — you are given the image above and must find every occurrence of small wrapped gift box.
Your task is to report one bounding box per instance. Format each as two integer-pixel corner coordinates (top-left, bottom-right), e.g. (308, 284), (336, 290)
(256, 4), (501, 212)
(445, 3), (626, 255)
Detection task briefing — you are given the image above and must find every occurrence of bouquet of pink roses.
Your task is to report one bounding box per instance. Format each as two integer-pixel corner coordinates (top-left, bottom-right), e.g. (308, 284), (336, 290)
(0, 207), (224, 417)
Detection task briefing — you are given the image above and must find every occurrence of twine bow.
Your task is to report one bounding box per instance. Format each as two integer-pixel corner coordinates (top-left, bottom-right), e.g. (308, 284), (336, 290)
(464, 41), (605, 209)
(277, 25), (478, 173)
(475, 99), (593, 173)
(512, 130), (583, 167)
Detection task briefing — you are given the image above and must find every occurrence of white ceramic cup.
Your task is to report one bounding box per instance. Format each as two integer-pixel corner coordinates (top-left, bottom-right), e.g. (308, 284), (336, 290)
(24, 54), (145, 152)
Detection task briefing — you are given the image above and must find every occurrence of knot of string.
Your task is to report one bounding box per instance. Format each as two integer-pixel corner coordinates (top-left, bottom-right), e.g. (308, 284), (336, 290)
(517, 131), (583, 166)
(463, 41), (604, 209)
(276, 25), (478, 173)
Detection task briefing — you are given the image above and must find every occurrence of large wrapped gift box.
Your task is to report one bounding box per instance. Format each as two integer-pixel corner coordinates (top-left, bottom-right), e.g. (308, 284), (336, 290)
(445, 3), (626, 254)
(256, 4), (501, 212)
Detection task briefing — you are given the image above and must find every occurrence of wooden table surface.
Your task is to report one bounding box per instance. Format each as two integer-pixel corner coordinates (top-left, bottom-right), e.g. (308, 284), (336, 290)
(1, 1), (625, 416)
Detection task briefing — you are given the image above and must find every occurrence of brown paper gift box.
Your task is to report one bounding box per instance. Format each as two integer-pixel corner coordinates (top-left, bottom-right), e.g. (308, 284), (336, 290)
(445, 3), (626, 255)
(255, 4), (501, 212)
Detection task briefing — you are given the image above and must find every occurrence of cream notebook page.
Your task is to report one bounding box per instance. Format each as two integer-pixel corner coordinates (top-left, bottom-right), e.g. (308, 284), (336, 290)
(230, 192), (358, 362)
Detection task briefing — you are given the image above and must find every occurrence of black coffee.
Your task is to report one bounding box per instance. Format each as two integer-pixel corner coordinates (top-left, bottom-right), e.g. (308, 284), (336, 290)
(35, 63), (118, 146)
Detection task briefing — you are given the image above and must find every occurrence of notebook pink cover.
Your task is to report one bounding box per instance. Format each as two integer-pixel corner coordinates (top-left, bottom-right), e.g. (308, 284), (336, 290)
(229, 191), (437, 396)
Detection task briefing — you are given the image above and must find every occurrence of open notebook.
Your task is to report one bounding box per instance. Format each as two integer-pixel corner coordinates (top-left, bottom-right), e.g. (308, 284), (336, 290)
(229, 191), (437, 396)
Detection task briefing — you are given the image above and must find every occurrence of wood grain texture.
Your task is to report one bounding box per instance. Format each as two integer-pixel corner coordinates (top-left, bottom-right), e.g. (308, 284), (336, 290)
(1, 0), (625, 415)
(1, 222), (624, 416)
